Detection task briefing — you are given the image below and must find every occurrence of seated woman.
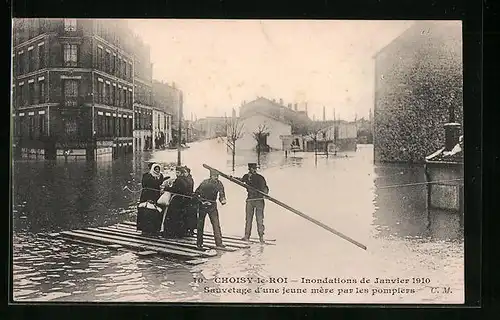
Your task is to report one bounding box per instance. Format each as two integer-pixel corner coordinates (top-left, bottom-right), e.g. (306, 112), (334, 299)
(137, 163), (168, 235)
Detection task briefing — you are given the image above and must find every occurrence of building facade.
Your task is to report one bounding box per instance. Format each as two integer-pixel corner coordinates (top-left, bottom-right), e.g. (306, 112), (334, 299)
(12, 18), (138, 160)
(132, 35), (154, 152)
(237, 97), (311, 151)
(152, 80), (180, 146)
(373, 21), (463, 163)
(308, 120), (357, 152)
(192, 117), (227, 140)
(151, 107), (171, 149)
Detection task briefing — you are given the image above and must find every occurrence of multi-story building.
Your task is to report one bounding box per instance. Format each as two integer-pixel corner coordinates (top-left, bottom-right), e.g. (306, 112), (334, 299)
(152, 80), (180, 146)
(151, 106), (172, 149)
(132, 34), (154, 152)
(12, 18), (136, 160)
(373, 21), (463, 163)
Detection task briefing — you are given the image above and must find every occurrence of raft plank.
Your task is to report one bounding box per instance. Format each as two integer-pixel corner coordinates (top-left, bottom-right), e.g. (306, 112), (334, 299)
(194, 229), (277, 242)
(120, 221), (276, 242)
(60, 230), (200, 259)
(82, 228), (213, 257)
(89, 227), (217, 258)
(135, 251), (158, 257)
(109, 225), (243, 251)
(115, 223), (253, 248)
(98, 226), (219, 254)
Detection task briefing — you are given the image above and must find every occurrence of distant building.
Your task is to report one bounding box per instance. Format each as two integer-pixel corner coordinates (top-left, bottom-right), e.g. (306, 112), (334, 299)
(373, 21), (463, 163)
(192, 117), (227, 140)
(12, 18), (137, 160)
(152, 80), (180, 146)
(237, 97), (311, 151)
(133, 34), (154, 152)
(303, 120), (357, 152)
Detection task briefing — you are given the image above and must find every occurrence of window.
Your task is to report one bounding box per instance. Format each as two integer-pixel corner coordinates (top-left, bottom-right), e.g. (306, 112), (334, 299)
(63, 44), (78, 67)
(110, 86), (115, 106)
(105, 51), (110, 73)
(64, 120), (77, 136)
(123, 88), (127, 107)
(117, 58), (122, 77)
(63, 80), (79, 107)
(101, 84), (108, 104)
(29, 116), (35, 139)
(106, 115), (112, 136)
(38, 44), (45, 69)
(97, 47), (103, 69)
(28, 49), (34, 72)
(99, 82), (104, 103)
(28, 82), (35, 105)
(18, 52), (24, 74)
(112, 55), (116, 75)
(106, 84), (111, 105)
(64, 19), (77, 31)
(39, 80), (45, 103)
(110, 54), (114, 74)
(17, 84), (23, 107)
(39, 114), (46, 136)
(114, 86), (119, 106)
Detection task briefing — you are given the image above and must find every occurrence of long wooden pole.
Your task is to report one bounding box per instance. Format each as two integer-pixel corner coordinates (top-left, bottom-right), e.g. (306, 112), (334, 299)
(203, 164), (367, 250)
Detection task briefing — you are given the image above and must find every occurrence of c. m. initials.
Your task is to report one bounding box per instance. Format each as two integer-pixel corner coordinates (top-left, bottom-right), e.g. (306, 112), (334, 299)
(430, 287), (453, 294)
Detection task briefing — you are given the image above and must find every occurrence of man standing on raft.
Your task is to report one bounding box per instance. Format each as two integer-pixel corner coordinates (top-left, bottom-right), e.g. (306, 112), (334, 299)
(194, 169), (227, 250)
(237, 163), (269, 244)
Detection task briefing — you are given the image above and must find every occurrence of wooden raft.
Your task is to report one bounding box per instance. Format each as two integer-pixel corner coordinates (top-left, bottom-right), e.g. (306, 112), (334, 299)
(46, 221), (276, 265)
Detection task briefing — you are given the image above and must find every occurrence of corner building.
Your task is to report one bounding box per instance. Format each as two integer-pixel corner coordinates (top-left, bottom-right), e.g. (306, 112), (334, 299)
(12, 19), (136, 160)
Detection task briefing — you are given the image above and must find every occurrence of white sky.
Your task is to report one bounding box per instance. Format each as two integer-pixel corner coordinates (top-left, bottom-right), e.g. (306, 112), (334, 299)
(127, 19), (415, 121)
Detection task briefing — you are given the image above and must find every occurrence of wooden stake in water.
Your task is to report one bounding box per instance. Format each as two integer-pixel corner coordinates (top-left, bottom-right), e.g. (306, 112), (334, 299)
(203, 164), (367, 251)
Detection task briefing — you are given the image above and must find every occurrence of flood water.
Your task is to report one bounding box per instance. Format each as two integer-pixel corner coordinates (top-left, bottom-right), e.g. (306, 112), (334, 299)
(11, 141), (464, 303)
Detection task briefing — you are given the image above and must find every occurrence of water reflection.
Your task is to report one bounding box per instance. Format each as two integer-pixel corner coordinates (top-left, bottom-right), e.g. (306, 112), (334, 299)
(12, 156), (151, 233)
(372, 163), (463, 241)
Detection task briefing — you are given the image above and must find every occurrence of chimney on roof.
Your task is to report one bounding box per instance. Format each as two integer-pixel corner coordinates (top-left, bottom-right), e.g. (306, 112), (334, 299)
(323, 106), (326, 121)
(305, 102), (308, 116)
(279, 98), (283, 105)
(294, 103), (298, 111)
(272, 99), (276, 103)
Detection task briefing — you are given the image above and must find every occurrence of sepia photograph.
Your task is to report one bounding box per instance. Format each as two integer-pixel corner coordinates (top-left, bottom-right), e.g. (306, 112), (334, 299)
(10, 19), (464, 303)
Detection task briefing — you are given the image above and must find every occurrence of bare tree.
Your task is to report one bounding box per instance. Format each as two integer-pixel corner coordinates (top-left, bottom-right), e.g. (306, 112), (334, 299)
(252, 124), (270, 166)
(225, 116), (245, 172)
(305, 122), (333, 166)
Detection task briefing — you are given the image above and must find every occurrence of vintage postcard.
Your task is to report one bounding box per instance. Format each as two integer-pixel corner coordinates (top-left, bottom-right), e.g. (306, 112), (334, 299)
(11, 19), (464, 304)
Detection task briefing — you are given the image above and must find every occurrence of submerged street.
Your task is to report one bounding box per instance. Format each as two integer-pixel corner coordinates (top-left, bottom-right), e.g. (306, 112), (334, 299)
(12, 140), (464, 303)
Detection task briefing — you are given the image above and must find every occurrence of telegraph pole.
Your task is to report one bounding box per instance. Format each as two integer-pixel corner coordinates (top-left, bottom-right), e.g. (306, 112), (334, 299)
(177, 90), (183, 166)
